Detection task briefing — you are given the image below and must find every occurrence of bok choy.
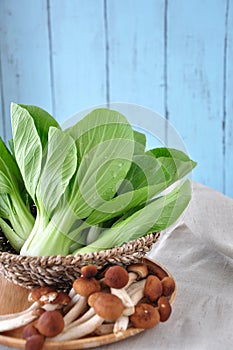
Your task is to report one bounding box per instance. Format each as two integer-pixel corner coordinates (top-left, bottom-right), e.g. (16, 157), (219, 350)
(0, 103), (197, 256)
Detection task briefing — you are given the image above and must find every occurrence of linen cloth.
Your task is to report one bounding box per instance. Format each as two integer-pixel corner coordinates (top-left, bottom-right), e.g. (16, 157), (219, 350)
(1, 181), (233, 350)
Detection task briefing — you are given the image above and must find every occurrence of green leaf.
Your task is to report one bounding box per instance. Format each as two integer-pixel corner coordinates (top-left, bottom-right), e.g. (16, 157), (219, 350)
(148, 148), (197, 183)
(132, 130), (146, 154)
(36, 127), (77, 215)
(85, 153), (167, 225)
(0, 137), (24, 191)
(11, 103), (43, 201)
(75, 179), (192, 253)
(0, 217), (24, 251)
(67, 108), (135, 218)
(19, 104), (60, 149)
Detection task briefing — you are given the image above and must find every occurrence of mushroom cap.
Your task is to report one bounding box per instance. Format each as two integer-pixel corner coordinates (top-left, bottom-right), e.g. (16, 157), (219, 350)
(88, 292), (110, 308)
(127, 263), (148, 279)
(51, 292), (71, 305)
(130, 303), (160, 329)
(161, 277), (176, 297)
(28, 286), (57, 303)
(104, 265), (129, 289)
(25, 334), (45, 350)
(158, 296), (172, 322)
(22, 324), (40, 340)
(92, 293), (124, 320)
(81, 264), (98, 279)
(147, 264), (168, 280)
(73, 276), (101, 297)
(144, 275), (163, 302)
(36, 310), (64, 337)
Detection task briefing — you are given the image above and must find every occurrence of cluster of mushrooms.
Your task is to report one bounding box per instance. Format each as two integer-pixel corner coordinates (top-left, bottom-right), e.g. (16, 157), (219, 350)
(0, 262), (175, 350)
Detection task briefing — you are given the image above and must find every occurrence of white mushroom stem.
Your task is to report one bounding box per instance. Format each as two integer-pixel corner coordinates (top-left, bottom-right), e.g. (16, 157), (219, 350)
(68, 287), (76, 299)
(48, 314), (105, 342)
(111, 288), (135, 316)
(0, 301), (40, 320)
(127, 279), (146, 295)
(113, 315), (129, 333)
(0, 310), (38, 332)
(128, 279), (146, 304)
(63, 293), (80, 314)
(65, 307), (95, 329)
(95, 323), (114, 335)
(0, 300), (65, 333)
(124, 272), (138, 288)
(63, 296), (87, 325)
(112, 280), (146, 333)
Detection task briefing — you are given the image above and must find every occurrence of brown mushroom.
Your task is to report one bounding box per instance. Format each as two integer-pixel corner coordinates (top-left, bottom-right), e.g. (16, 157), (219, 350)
(28, 286), (57, 303)
(161, 276), (176, 297)
(63, 276), (101, 325)
(81, 264), (98, 279)
(147, 263), (168, 280)
(73, 276), (101, 297)
(104, 265), (129, 289)
(92, 293), (124, 321)
(157, 296), (172, 322)
(36, 310), (64, 337)
(25, 334), (45, 350)
(127, 263), (148, 284)
(0, 286), (70, 333)
(130, 303), (160, 329)
(49, 293), (124, 342)
(88, 292), (109, 308)
(22, 324), (40, 340)
(144, 275), (163, 302)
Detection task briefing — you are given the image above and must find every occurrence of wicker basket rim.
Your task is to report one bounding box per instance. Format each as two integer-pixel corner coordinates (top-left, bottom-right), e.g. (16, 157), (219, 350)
(0, 232), (160, 266)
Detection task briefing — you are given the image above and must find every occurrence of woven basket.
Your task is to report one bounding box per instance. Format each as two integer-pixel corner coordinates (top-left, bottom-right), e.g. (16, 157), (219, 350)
(0, 232), (160, 292)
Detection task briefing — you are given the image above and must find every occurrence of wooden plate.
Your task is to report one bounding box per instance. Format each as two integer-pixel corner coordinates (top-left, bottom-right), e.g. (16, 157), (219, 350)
(0, 257), (176, 349)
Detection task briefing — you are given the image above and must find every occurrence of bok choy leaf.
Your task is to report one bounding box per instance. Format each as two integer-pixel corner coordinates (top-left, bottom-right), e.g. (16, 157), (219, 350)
(0, 137), (35, 251)
(0, 103), (197, 256)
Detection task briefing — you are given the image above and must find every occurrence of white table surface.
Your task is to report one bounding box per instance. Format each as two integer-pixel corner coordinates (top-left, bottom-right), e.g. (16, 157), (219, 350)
(1, 181), (233, 350)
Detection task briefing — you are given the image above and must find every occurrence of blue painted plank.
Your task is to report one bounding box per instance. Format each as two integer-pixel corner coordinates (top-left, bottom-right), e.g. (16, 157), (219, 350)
(225, 0), (233, 197)
(107, 0), (165, 116)
(166, 0), (226, 194)
(49, 0), (107, 124)
(0, 53), (5, 141)
(0, 0), (53, 142)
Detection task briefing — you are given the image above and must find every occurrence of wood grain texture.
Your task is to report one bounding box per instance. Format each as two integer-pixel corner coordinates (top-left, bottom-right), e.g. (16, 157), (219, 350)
(107, 0), (165, 114)
(0, 276), (30, 315)
(49, 0), (107, 123)
(166, 0), (226, 194)
(0, 0), (53, 141)
(225, 0), (233, 197)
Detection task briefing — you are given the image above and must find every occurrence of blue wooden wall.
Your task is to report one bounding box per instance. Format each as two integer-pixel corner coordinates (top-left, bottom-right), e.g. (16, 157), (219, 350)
(0, 0), (232, 197)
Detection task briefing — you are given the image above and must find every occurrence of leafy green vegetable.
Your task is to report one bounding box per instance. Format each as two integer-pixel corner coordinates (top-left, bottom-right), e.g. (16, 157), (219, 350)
(0, 137), (35, 251)
(75, 179), (191, 253)
(0, 103), (197, 256)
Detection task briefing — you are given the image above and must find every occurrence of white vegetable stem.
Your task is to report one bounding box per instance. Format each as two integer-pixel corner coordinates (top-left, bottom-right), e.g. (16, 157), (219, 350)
(63, 296), (87, 325)
(49, 314), (104, 342)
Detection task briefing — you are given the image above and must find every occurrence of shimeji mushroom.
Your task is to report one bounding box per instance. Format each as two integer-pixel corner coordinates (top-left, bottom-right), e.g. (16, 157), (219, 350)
(25, 334), (45, 350)
(157, 296), (172, 322)
(104, 265), (135, 316)
(49, 292), (124, 341)
(63, 276), (101, 325)
(126, 263), (148, 287)
(144, 275), (163, 302)
(113, 278), (148, 333)
(161, 276), (176, 297)
(130, 303), (160, 329)
(0, 287), (70, 332)
(36, 310), (65, 337)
